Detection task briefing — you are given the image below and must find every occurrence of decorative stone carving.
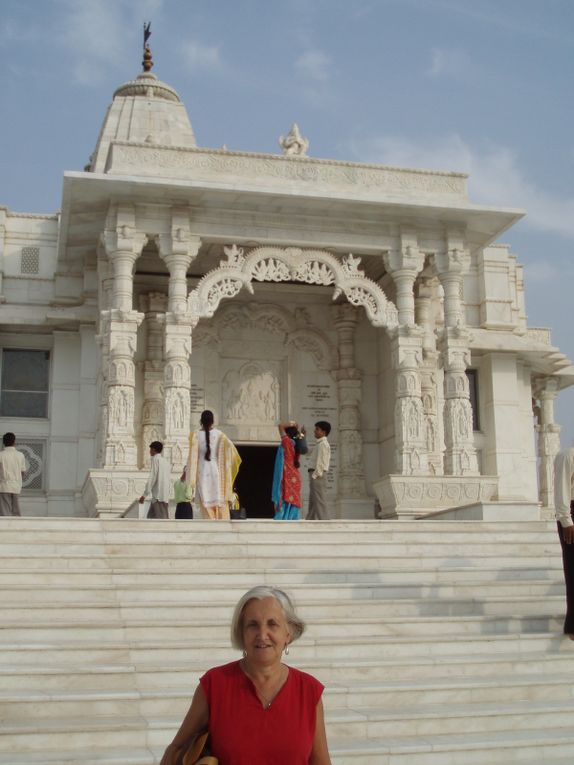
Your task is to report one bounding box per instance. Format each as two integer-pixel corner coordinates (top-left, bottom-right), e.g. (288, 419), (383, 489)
(333, 305), (367, 497)
(189, 245), (398, 330)
(383, 233), (426, 327)
(109, 144), (468, 200)
(139, 294), (167, 467)
(100, 204), (148, 312)
(373, 474), (498, 519)
(155, 216), (200, 314)
(163, 314), (195, 465)
(533, 375), (561, 509)
(390, 326), (428, 475)
(223, 361), (280, 423)
(438, 326), (479, 475)
(279, 123), (309, 157)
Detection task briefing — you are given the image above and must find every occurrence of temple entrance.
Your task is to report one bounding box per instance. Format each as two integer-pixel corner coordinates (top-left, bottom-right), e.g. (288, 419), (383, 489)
(235, 445), (277, 518)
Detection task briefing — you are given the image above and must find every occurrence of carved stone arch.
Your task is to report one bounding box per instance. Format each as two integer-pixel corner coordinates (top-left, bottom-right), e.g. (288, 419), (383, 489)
(287, 328), (339, 371)
(216, 302), (296, 337)
(188, 244), (398, 330)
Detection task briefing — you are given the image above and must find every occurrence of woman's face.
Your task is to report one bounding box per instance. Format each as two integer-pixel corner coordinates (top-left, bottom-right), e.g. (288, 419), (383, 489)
(241, 597), (291, 666)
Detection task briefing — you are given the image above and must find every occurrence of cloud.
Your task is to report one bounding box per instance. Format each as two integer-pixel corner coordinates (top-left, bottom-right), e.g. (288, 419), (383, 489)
(179, 39), (223, 73)
(349, 134), (574, 240)
(295, 49), (331, 82)
(427, 47), (471, 77)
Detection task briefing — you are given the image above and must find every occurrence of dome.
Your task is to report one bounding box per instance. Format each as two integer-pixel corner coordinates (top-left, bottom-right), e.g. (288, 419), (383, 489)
(89, 67), (197, 174)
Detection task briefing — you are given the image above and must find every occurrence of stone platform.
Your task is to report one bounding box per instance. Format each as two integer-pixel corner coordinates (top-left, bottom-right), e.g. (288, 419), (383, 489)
(0, 516), (572, 764)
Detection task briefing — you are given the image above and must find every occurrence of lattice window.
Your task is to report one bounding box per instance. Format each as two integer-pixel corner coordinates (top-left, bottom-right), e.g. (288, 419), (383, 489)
(17, 439), (46, 491)
(21, 247), (40, 275)
(0, 349), (50, 418)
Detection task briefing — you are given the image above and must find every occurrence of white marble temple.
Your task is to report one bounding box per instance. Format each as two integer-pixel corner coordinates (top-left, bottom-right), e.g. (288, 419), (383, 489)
(0, 60), (572, 518)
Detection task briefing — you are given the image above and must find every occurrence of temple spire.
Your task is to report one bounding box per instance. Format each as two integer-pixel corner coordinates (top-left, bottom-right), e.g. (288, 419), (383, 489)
(142, 21), (153, 72)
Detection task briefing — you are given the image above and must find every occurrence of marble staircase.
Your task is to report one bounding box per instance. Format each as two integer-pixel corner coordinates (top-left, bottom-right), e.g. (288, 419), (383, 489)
(0, 517), (572, 765)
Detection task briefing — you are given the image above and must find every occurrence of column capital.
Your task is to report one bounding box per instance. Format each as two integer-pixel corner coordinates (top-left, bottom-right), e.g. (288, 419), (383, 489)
(383, 243), (425, 277)
(431, 246), (470, 279)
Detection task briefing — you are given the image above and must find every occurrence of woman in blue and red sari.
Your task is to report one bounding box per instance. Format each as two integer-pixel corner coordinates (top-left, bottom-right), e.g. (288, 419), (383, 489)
(272, 421), (306, 520)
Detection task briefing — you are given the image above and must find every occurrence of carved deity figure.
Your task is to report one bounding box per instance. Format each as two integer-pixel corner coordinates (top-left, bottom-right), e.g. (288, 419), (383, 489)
(279, 123), (309, 157)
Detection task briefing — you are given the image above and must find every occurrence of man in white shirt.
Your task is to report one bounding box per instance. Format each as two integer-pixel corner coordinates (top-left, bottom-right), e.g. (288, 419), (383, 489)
(0, 432), (28, 516)
(305, 421), (332, 520)
(553, 446), (574, 638)
(139, 441), (171, 519)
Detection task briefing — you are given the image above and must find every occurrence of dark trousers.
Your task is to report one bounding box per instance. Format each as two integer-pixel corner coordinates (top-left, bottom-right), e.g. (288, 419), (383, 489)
(175, 501), (193, 519)
(557, 502), (574, 634)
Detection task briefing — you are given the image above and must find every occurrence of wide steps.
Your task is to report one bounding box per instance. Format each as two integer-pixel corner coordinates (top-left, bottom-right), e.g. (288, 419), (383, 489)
(0, 516), (571, 764)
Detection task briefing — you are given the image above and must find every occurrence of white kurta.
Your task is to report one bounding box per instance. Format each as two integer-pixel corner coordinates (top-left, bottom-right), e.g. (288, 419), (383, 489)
(197, 429), (222, 507)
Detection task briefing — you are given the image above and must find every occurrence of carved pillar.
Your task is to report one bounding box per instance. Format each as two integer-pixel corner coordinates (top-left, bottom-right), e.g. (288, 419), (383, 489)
(433, 237), (479, 475)
(333, 304), (366, 497)
(101, 309), (144, 467)
(99, 206), (147, 467)
(157, 218), (201, 469)
(383, 235), (425, 327)
(390, 327), (428, 474)
(416, 277), (443, 475)
(139, 293), (168, 468)
(533, 376), (561, 509)
(384, 233), (427, 474)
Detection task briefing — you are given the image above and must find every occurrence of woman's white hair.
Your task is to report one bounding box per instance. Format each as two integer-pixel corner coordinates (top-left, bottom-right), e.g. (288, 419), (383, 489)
(230, 586), (305, 650)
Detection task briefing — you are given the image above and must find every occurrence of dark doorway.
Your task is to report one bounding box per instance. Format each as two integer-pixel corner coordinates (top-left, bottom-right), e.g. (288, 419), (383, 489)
(235, 445), (277, 518)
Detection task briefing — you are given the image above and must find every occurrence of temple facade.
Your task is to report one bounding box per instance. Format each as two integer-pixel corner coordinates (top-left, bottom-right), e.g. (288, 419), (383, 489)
(0, 59), (572, 519)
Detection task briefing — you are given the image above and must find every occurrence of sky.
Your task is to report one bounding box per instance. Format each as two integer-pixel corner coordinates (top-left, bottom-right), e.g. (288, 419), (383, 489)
(1, 0), (574, 444)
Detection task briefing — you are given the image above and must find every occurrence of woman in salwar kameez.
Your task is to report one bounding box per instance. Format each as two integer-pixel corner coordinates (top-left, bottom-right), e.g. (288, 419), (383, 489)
(272, 421), (305, 520)
(186, 410), (241, 520)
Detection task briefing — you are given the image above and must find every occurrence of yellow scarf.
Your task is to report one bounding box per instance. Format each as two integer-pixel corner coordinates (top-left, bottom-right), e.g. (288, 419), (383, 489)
(186, 430), (241, 505)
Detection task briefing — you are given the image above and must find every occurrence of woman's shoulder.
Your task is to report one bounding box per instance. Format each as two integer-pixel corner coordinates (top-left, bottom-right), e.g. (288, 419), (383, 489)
(202, 659), (241, 680)
(287, 665), (324, 693)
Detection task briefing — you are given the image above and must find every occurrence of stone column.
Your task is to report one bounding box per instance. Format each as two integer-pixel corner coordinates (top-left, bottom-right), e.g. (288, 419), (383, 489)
(433, 237), (479, 475)
(533, 376), (561, 510)
(139, 293), (168, 468)
(416, 277), (443, 475)
(99, 309), (144, 466)
(156, 218), (201, 468)
(384, 234), (428, 474)
(389, 327), (428, 474)
(333, 304), (366, 497)
(98, 206), (146, 467)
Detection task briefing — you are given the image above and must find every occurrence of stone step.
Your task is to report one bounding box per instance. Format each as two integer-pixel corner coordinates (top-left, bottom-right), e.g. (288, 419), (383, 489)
(0, 553), (560, 572)
(0, 579), (564, 606)
(1, 632), (571, 666)
(4, 650), (574, 692)
(0, 612), (564, 643)
(0, 592), (566, 623)
(326, 727), (574, 764)
(0, 516), (556, 531)
(0, 525), (559, 544)
(1, 674), (573, 721)
(0, 563), (563, 585)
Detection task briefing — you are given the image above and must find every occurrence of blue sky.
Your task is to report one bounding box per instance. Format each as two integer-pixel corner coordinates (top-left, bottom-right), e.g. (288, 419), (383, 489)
(1, 0), (574, 443)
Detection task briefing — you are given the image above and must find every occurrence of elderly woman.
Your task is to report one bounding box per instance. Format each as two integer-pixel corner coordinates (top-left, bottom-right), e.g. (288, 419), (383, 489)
(160, 586), (331, 765)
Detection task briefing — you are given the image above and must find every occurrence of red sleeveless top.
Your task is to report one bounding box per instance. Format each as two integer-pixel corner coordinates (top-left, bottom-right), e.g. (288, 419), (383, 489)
(200, 660), (324, 765)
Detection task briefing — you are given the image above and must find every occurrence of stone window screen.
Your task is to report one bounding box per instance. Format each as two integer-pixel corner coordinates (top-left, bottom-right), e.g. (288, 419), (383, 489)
(21, 247), (40, 275)
(18, 439), (46, 491)
(0, 349), (50, 418)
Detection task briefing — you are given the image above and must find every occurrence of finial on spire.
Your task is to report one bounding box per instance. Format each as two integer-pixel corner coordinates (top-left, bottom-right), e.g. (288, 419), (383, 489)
(142, 21), (153, 72)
